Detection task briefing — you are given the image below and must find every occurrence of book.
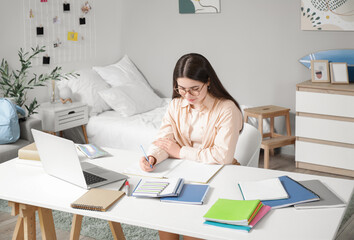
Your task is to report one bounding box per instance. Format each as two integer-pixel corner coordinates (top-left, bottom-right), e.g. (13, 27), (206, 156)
(294, 180), (346, 209)
(71, 188), (125, 212)
(204, 205), (271, 232)
(160, 183), (210, 205)
(123, 158), (223, 184)
(76, 144), (109, 159)
(132, 178), (184, 198)
(18, 142), (40, 161)
(261, 176), (320, 209)
(203, 199), (262, 226)
(238, 177), (289, 201)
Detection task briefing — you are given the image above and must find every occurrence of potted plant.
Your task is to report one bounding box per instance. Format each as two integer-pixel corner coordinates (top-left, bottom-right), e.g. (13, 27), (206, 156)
(0, 46), (78, 117)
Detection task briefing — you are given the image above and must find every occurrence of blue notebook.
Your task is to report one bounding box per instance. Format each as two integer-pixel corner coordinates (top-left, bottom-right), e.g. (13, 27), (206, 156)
(160, 183), (209, 204)
(262, 176), (320, 209)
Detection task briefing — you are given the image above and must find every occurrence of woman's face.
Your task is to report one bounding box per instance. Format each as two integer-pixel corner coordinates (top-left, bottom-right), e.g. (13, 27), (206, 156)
(176, 77), (209, 107)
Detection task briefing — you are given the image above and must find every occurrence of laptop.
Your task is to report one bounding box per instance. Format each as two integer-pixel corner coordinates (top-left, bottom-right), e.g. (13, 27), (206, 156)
(31, 129), (127, 189)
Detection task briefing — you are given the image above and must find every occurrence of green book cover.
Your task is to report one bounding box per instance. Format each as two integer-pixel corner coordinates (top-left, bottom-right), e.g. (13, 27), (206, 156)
(203, 199), (260, 225)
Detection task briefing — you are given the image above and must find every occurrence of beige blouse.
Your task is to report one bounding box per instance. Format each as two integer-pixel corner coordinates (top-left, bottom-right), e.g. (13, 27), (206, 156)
(148, 93), (243, 165)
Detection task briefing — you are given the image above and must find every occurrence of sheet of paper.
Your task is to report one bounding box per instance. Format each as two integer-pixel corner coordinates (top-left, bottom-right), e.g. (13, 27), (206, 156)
(166, 160), (223, 183)
(123, 159), (183, 178)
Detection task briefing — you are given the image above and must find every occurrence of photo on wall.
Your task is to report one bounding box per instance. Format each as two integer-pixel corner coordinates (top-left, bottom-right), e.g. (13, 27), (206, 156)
(179, 0), (220, 14)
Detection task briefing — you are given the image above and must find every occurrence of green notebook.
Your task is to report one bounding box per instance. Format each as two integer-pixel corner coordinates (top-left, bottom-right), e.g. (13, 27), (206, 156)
(203, 199), (261, 226)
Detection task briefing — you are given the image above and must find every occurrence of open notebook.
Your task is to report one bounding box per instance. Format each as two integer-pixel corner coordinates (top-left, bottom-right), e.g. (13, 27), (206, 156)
(123, 159), (223, 184)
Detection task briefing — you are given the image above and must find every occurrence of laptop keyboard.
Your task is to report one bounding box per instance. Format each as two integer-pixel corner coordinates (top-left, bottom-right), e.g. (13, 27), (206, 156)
(83, 171), (107, 185)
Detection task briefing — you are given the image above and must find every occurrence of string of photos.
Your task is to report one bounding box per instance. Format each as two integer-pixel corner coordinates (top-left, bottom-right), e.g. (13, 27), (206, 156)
(23, 0), (96, 66)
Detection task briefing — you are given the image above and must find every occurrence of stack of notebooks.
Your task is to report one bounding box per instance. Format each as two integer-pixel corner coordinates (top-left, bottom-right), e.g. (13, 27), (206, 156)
(132, 178), (185, 198)
(131, 178), (211, 205)
(237, 175), (345, 209)
(203, 199), (271, 232)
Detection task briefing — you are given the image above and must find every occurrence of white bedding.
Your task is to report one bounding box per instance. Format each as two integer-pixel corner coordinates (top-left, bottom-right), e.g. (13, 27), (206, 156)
(87, 98), (171, 151)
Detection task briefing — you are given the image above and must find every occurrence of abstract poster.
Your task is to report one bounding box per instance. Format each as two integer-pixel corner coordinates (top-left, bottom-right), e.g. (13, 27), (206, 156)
(179, 0), (220, 14)
(301, 0), (354, 31)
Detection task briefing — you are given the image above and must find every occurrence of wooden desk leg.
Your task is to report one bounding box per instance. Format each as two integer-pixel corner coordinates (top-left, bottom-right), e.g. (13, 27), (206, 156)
(38, 207), (57, 240)
(70, 214), (83, 240)
(264, 146), (270, 169)
(19, 204), (36, 240)
(12, 217), (24, 240)
(81, 125), (89, 144)
(59, 131), (64, 137)
(109, 221), (126, 240)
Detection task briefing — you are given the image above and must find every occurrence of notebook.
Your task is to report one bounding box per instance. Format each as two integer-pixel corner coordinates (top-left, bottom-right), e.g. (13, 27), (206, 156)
(203, 199), (262, 226)
(294, 180), (346, 209)
(123, 158), (223, 184)
(71, 188), (125, 211)
(160, 184), (210, 204)
(262, 176), (320, 209)
(132, 178), (184, 198)
(238, 177), (289, 201)
(204, 205), (271, 232)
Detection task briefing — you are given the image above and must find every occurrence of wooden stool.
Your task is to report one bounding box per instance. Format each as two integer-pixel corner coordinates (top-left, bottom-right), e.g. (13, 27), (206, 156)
(244, 105), (295, 169)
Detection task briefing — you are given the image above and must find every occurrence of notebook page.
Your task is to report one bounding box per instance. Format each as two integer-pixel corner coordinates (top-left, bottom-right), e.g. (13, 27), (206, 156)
(166, 160), (223, 183)
(123, 159), (183, 178)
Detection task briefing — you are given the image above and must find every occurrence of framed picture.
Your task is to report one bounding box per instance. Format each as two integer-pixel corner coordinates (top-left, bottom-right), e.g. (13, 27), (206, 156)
(311, 60), (330, 83)
(330, 62), (349, 85)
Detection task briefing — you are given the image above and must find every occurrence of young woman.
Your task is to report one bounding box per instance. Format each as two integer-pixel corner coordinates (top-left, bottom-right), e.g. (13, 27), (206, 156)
(139, 53), (243, 240)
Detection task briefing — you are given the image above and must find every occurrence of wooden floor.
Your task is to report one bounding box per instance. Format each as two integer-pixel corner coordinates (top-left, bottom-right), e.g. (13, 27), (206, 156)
(0, 153), (353, 240)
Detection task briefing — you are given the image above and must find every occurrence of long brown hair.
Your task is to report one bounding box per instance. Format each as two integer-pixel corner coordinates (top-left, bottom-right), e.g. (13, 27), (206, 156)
(172, 53), (243, 126)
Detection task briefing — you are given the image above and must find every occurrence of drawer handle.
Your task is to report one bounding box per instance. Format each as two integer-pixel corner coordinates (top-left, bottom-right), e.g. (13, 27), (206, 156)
(68, 111), (75, 115)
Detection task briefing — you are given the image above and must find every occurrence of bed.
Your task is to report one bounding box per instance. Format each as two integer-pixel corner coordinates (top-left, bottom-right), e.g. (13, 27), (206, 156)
(86, 98), (170, 151)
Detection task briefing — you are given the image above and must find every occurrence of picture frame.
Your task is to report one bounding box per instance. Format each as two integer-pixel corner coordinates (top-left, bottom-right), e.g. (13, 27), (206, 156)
(311, 60), (330, 83)
(330, 62), (349, 85)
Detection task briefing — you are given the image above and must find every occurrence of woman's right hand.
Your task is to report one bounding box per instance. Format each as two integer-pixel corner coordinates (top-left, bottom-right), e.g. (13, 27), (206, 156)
(139, 156), (156, 172)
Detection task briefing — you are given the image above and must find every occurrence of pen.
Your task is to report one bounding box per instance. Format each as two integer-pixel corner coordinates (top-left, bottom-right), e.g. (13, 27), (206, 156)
(140, 145), (153, 169)
(125, 180), (130, 196)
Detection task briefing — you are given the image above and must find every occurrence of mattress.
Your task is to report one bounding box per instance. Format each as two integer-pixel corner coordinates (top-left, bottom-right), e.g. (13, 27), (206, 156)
(87, 98), (170, 151)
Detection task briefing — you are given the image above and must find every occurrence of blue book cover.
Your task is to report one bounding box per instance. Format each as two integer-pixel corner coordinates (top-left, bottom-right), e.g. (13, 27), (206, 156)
(262, 176), (320, 209)
(160, 183), (209, 204)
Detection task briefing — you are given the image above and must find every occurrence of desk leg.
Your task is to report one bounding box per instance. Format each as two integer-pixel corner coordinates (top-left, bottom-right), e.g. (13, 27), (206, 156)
(70, 214), (83, 240)
(38, 207), (57, 240)
(109, 221), (126, 240)
(81, 125), (89, 144)
(9, 202), (57, 240)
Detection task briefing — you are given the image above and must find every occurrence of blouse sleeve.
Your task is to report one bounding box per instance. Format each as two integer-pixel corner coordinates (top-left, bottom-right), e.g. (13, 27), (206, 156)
(147, 101), (176, 164)
(179, 102), (242, 165)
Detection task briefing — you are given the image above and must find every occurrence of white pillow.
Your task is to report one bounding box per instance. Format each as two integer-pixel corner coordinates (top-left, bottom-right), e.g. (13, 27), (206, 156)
(57, 69), (111, 116)
(98, 81), (163, 117)
(93, 55), (149, 87)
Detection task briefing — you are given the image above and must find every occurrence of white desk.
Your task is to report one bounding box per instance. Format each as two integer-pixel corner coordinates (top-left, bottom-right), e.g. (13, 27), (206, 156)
(0, 148), (353, 240)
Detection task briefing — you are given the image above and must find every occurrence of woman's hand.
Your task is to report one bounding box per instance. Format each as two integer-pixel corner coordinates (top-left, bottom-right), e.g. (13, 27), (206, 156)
(153, 138), (181, 158)
(139, 156), (156, 172)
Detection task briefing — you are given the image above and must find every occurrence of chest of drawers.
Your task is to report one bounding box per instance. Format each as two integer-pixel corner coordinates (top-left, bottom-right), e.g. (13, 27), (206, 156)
(296, 80), (354, 177)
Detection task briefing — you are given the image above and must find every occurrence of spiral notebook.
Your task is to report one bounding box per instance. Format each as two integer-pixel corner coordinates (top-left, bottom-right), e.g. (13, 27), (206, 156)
(71, 188), (125, 211)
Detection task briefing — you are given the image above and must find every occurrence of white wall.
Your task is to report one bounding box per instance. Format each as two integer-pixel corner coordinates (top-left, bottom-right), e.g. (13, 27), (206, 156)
(0, 0), (123, 103)
(120, 0), (354, 139)
(2, 0), (354, 154)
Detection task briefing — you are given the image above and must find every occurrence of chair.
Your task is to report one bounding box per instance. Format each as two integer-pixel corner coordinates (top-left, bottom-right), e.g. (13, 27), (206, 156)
(0, 117), (42, 163)
(234, 123), (262, 167)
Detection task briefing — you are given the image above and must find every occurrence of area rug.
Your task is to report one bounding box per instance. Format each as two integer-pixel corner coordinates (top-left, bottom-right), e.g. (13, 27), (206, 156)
(0, 199), (158, 240)
(1, 195), (353, 240)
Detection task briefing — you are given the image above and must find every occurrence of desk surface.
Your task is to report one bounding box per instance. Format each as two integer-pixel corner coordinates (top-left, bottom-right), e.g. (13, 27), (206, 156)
(0, 148), (353, 240)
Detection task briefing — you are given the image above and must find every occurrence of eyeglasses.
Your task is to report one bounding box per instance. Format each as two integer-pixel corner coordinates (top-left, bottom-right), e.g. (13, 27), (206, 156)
(174, 83), (206, 96)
